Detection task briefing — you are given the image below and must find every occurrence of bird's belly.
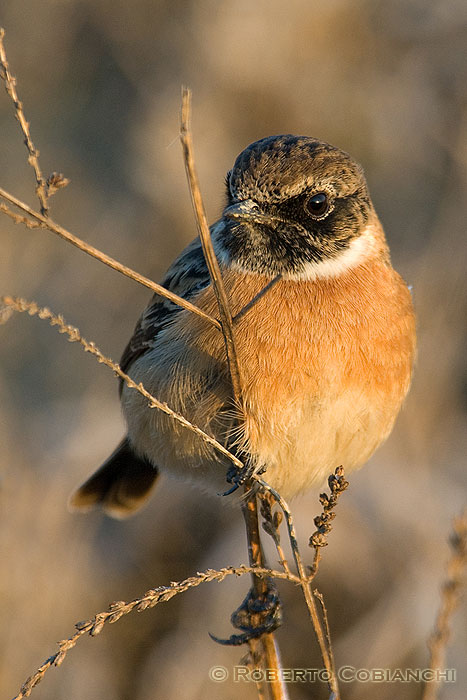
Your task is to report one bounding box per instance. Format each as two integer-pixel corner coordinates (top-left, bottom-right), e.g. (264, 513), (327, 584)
(243, 387), (398, 498)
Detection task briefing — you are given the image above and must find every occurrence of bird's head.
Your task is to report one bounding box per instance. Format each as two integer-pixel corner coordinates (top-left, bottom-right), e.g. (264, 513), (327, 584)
(216, 135), (380, 280)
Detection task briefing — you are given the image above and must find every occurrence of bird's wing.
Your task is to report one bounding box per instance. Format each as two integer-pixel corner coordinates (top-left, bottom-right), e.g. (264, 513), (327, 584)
(119, 237), (211, 387)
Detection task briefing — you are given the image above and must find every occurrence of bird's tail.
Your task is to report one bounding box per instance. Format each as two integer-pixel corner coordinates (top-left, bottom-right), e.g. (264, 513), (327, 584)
(68, 437), (159, 519)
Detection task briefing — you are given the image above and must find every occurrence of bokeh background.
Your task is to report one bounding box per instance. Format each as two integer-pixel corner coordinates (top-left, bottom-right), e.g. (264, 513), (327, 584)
(1, 1), (466, 699)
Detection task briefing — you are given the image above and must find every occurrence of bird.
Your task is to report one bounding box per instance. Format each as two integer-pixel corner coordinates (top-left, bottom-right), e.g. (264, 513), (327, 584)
(70, 134), (416, 519)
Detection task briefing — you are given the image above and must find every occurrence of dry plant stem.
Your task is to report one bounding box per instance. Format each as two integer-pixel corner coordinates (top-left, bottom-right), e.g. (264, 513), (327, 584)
(257, 478), (339, 697)
(242, 642), (268, 700)
(309, 547), (322, 580)
(0, 296), (241, 469)
(422, 509), (467, 700)
(260, 637), (289, 700)
(257, 480), (302, 572)
(11, 565), (297, 700)
(0, 186), (220, 330)
(251, 668), (268, 700)
(313, 589), (337, 681)
(0, 28), (49, 215)
(0, 202), (42, 228)
(259, 492), (292, 577)
(243, 497), (287, 700)
(180, 87), (242, 400)
(275, 541), (292, 578)
(180, 88), (285, 699)
(233, 274), (282, 323)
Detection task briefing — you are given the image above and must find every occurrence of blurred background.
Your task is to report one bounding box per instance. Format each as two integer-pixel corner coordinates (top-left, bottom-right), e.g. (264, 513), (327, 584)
(1, 1), (466, 698)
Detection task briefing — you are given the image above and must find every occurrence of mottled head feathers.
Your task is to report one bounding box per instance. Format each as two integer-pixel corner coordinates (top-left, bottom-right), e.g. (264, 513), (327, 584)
(218, 135), (376, 279)
(227, 135), (366, 203)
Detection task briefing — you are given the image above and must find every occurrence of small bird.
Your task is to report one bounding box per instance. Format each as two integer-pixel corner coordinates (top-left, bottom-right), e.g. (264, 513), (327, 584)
(70, 135), (416, 518)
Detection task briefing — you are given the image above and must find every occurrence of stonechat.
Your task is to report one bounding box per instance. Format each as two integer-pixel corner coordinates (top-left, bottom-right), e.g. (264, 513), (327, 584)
(70, 135), (416, 517)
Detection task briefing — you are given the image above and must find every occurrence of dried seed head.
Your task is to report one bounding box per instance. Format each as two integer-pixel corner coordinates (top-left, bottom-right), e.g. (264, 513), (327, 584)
(310, 532), (328, 548)
(46, 171), (70, 196)
(89, 619), (105, 636)
(74, 620), (91, 631)
(54, 650), (67, 667)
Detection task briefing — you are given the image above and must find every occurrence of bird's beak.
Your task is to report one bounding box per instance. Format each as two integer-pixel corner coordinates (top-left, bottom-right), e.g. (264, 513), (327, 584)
(224, 199), (275, 225)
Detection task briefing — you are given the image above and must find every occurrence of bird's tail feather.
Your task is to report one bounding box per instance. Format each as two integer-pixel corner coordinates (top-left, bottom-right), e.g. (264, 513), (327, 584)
(69, 437), (159, 519)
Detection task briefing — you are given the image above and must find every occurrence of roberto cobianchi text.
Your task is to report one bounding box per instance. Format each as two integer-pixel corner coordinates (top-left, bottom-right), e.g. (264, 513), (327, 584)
(208, 665), (456, 684)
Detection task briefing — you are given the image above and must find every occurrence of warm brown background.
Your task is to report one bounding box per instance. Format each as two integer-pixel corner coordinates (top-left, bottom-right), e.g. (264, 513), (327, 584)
(1, 1), (466, 699)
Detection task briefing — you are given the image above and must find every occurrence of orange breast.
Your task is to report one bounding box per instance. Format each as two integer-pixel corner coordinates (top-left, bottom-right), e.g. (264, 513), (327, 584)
(125, 251), (416, 498)
(177, 258), (415, 401)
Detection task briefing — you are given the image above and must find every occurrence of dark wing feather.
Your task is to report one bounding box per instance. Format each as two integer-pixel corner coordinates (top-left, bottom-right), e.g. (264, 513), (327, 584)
(119, 237), (210, 390)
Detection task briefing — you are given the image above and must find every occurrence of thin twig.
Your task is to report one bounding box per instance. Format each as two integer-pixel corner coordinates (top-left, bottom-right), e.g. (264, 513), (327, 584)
(313, 589), (337, 685)
(241, 497), (286, 700)
(180, 88), (287, 700)
(12, 565), (298, 700)
(233, 274), (282, 323)
(0, 202), (43, 228)
(0, 186), (221, 330)
(0, 28), (49, 215)
(180, 87), (243, 402)
(422, 509), (467, 700)
(0, 296), (240, 469)
(257, 477), (340, 698)
(260, 492), (292, 577)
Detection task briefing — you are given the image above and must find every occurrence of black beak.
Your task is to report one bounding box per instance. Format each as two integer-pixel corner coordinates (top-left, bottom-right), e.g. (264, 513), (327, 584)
(224, 200), (277, 226)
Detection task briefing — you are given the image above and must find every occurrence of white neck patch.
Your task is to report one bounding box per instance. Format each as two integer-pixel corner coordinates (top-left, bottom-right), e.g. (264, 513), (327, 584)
(282, 225), (376, 281)
(211, 220), (378, 281)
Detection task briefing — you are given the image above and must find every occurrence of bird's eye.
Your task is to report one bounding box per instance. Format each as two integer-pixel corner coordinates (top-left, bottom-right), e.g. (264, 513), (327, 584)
(304, 192), (330, 219)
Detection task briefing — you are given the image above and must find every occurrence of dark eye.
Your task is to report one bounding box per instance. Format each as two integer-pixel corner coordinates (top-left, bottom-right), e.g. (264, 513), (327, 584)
(304, 192), (330, 218)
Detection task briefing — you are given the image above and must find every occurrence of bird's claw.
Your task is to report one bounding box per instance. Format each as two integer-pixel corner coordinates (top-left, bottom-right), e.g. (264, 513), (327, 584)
(222, 462), (266, 496)
(210, 580), (282, 646)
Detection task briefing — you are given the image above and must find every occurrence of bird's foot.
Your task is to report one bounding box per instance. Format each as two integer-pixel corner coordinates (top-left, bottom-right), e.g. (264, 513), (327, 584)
(209, 579), (282, 646)
(222, 462), (266, 496)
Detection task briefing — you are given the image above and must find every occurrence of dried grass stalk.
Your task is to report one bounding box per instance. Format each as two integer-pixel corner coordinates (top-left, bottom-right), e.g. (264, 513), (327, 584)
(11, 565), (296, 700)
(422, 509), (467, 700)
(0, 28), (49, 215)
(0, 295), (241, 469)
